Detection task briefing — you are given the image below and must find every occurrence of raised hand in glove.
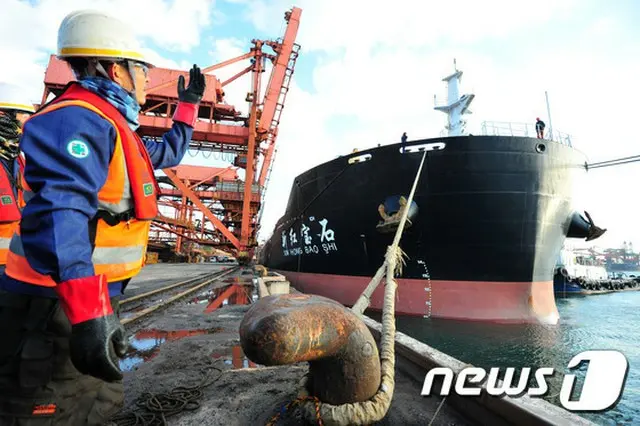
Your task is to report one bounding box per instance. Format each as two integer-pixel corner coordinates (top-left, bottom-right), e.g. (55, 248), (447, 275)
(55, 274), (128, 382)
(177, 64), (206, 104)
(173, 64), (206, 127)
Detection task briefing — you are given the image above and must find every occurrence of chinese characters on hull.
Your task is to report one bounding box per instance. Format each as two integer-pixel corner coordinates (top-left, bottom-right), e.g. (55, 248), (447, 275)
(281, 217), (338, 256)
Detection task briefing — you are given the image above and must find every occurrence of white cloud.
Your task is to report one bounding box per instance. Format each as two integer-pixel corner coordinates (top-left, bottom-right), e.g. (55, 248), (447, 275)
(210, 38), (247, 62)
(0, 0), (217, 102)
(208, 37), (253, 115)
(242, 0), (579, 52)
(250, 1), (640, 252)
(589, 17), (617, 37)
(2, 0), (215, 52)
(140, 48), (181, 70)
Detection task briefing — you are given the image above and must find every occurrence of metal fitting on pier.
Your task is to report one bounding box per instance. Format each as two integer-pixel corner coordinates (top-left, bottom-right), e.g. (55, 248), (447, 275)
(239, 293), (381, 404)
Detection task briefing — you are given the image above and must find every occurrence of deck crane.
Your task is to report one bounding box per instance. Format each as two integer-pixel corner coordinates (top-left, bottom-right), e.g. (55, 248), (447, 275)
(39, 7), (302, 263)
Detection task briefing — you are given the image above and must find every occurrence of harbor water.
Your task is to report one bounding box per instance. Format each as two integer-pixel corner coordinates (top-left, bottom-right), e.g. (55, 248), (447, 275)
(371, 290), (640, 425)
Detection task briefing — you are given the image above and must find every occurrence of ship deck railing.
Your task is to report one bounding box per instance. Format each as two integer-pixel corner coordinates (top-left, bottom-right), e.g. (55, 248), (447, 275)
(479, 121), (573, 146)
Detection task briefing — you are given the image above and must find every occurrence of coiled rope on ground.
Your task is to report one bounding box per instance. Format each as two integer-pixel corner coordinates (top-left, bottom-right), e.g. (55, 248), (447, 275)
(110, 365), (224, 426)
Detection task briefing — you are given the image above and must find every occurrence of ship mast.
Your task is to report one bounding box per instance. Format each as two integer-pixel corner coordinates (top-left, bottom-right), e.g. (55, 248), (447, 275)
(434, 59), (475, 136)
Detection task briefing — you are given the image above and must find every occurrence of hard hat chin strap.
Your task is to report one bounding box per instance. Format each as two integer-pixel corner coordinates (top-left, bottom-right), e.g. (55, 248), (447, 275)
(90, 59), (138, 101)
(125, 60), (138, 99)
(93, 60), (111, 80)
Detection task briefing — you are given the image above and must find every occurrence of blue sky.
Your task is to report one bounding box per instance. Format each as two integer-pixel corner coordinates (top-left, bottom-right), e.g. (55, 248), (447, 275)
(2, 0), (640, 251)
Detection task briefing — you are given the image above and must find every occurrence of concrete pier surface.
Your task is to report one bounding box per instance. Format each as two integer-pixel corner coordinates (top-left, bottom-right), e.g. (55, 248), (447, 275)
(121, 262), (232, 298)
(111, 264), (594, 426)
(113, 264), (468, 425)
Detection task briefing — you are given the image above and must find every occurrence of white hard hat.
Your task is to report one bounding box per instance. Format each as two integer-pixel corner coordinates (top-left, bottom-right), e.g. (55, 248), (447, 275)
(0, 83), (35, 114)
(57, 10), (153, 66)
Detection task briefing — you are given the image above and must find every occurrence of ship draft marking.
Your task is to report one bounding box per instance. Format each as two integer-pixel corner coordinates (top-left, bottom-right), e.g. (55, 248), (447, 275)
(417, 259), (432, 318)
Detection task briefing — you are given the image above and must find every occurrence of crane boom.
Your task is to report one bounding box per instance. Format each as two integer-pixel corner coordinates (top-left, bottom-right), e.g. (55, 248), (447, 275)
(258, 8), (301, 136)
(257, 7), (302, 187)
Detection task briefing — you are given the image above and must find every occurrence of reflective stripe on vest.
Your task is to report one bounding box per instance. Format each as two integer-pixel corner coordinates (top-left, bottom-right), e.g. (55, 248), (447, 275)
(5, 84), (158, 285)
(6, 220), (150, 286)
(0, 221), (17, 265)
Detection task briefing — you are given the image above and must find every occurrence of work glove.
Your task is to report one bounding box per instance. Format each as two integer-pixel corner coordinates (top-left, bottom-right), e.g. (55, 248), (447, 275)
(173, 64), (206, 127)
(55, 274), (128, 382)
(177, 64), (206, 105)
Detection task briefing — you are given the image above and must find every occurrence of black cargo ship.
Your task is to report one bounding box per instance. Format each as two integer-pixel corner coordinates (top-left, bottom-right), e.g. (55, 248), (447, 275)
(259, 63), (604, 323)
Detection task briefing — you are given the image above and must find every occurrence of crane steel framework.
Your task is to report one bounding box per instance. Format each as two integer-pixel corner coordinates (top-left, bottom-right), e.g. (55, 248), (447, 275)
(39, 7), (302, 263)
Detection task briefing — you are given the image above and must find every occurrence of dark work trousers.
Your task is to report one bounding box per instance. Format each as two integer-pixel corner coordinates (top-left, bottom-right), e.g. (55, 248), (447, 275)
(0, 289), (124, 425)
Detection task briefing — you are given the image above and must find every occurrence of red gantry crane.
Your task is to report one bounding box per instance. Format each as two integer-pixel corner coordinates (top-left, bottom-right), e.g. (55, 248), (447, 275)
(40, 7), (302, 263)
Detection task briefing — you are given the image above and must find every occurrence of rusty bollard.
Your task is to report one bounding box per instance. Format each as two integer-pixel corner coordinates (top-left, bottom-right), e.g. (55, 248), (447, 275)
(239, 293), (381, 404)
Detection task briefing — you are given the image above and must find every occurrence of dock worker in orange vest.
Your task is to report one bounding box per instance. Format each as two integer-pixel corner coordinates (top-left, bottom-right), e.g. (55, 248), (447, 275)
(0, 83), (35, 274)
(0, 10), (205, 425)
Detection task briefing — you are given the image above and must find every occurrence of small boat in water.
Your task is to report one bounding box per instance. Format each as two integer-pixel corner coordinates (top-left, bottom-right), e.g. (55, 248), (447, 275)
(554, 247), (640, 295)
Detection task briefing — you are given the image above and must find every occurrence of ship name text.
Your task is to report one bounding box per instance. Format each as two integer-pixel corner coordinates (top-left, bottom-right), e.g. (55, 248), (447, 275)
(281, 217), (338, 257)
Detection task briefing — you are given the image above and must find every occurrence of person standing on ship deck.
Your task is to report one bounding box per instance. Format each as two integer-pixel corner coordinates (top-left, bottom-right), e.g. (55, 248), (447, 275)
(535, 117), (545, 139)
(0, 82), (34, 275)
(0, 10), (205, 425)
(401, 132), (408, 153)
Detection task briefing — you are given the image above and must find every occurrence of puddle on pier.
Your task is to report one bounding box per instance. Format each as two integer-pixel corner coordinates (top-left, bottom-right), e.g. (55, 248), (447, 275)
(119, 327), (222, 371)
(187, 278), (255, 312)
(211, 345), (262, 369)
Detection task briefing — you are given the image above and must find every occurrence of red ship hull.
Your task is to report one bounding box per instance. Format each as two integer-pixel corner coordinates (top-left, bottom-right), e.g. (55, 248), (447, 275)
(276, 270), (558, 324)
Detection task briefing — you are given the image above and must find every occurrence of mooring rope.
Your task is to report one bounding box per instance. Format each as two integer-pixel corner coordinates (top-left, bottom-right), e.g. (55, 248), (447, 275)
(110, 366), (224, 426)
(586, 154), (640, 169)
(351, 147), (427, 315)
(290, 149), (429, 426)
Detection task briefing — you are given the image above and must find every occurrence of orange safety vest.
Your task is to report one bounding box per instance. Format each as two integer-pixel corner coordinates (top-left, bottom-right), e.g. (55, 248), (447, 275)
(5, 83), (160, 286)
(0, 163), (21, 265)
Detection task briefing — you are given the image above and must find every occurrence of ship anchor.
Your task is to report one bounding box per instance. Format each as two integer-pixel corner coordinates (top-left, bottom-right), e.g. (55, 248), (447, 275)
(376, 196), (418, 234)
(567, 210), (607, 242)
(584, 211), (606, 241)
